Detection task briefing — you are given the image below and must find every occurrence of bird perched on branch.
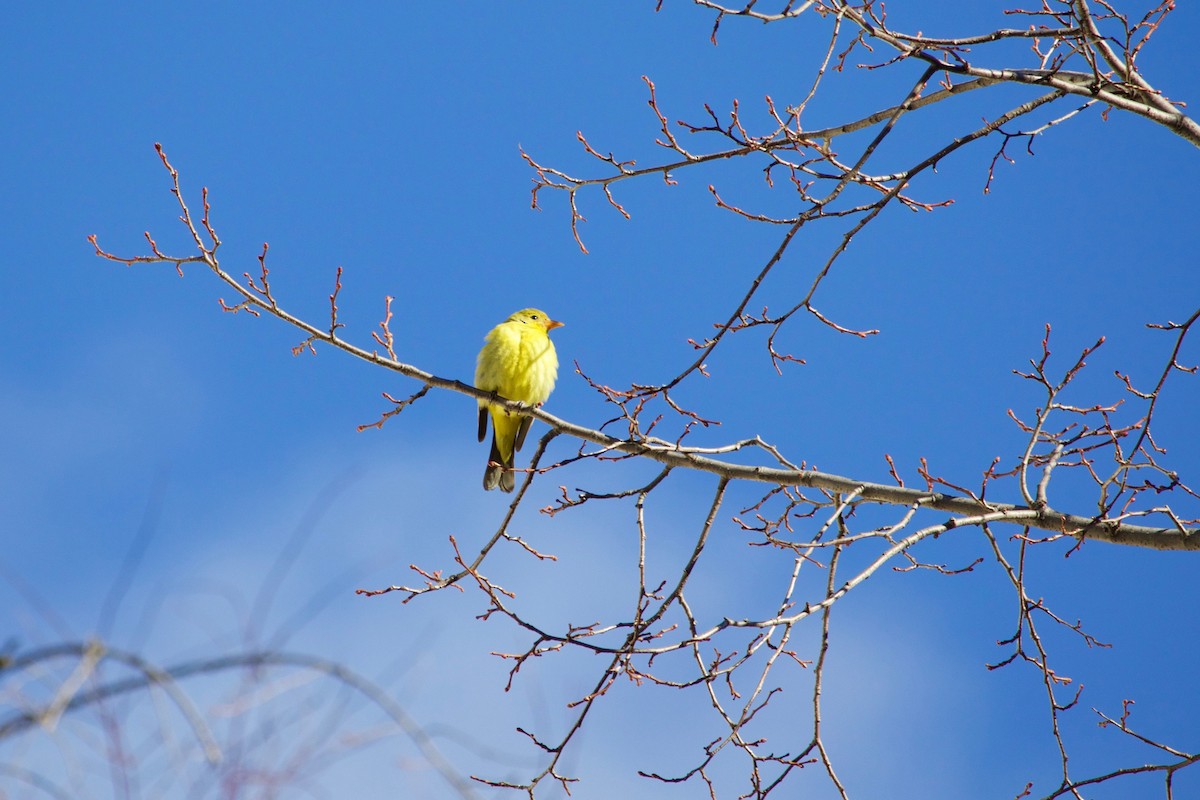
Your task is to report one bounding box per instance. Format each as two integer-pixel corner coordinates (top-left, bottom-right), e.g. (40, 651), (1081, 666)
(475, 308), (563, 492)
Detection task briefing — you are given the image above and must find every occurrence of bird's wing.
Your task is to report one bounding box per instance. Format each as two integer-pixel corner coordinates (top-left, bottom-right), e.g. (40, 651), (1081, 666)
(513, 415), (534, 452)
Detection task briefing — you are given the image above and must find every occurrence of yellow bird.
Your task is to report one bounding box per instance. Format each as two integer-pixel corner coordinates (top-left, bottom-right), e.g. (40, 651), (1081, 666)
(475, 308), (563, 492)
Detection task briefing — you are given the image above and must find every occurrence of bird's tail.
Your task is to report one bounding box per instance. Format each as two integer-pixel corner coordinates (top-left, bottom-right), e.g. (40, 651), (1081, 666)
(483, 435), (515, 493)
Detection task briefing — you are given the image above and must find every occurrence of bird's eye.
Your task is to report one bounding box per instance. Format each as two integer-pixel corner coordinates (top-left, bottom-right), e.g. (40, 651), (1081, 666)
(531, 314), (539, 320)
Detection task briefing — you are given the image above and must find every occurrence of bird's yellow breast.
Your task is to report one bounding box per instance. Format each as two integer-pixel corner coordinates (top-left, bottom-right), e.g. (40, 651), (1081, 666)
(475, 319), (559, 407)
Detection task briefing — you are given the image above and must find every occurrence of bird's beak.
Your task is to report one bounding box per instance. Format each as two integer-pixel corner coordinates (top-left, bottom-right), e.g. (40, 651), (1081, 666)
(545, 319), (564, 332)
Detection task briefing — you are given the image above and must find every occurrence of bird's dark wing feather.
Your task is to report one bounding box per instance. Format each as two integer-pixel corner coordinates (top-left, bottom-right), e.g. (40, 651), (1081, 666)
(513, 415), (534, 452)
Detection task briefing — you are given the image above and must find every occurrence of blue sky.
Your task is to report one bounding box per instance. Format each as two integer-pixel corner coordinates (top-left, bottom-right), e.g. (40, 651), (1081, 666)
(2, 3), (1198, 799)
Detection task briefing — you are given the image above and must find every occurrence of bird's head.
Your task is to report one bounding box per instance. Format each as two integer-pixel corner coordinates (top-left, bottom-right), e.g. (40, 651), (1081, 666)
(510, 308), (563, 333)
